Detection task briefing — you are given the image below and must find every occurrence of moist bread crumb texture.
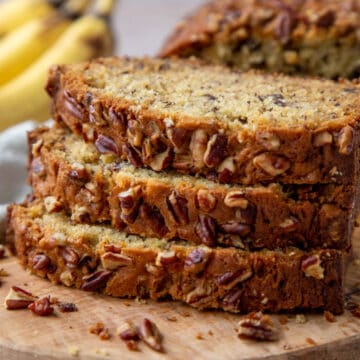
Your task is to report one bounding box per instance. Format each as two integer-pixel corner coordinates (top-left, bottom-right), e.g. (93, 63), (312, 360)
(159, 0), (360, 79)
(6, 201), (345, 314)
(49, 57), (360, 185)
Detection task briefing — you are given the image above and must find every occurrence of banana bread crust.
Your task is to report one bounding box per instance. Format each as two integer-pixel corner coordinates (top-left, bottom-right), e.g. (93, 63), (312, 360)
(6, 201), (345, 314)
(47, 57), (360, 186)
(28, 126), (357, 250)
(159, 0), (360, 79)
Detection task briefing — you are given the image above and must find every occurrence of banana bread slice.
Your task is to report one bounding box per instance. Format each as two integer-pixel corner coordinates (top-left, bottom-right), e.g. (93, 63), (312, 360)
(159, 0), (360, 80)
(47, 56), (360, 185)
(6, 200), (345, 314)
(29, 126), (357, 250)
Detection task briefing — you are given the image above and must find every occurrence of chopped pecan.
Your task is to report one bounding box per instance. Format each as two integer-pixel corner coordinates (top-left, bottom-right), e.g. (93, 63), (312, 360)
(221, 288), (242, 312)
(166, 127), (188, 151)
(101, 252), (132, 270)
(219, 222), (251, 237)
(185, 281), (211, 304)
(218, 156), (236, 181)
(5, 286), (38, 310)
(235, 203), (257, 224)
(82, 123), (96, 142)
(166, 191), (189, 225)
(127, 119), (143, 147)
(256, 132), (280, 151)
(118, 186), (142, 213)
(238, 312), (279, 341)
(278, 216), (299, 231)
(139, 318), (164, 352)
(253, 153), (290, 176)
(313, 131), (333, 147)
(316, 9), (335, 27)
(224, 191), (248, 208)
(275, 11), (294, 44)
(216, 269), (253, 288)
(196, 189), (217, 213)
(63, 90), (84, 120)
(189, 129), (208, 168)
(142, 138), (153, 160)
(117, 321), (140, 350)
(89, 322), (111, 340)
(204, 134), (228, 168)
(149, 147), (172, 171)
(33, 254), (51, 271)
(155, 250), (178, 266)
(69, 162), (88, 180)
(195, 214), (217, 247)
(122, 144), (143, 167)
(31, 157), (45, 177)
(337, 125), (354, 155)
(81, 270), (112, 291)
(95, 135), (119, 155)
(44, 196), (62, 213)
(62, 247), (80, 268)
(28, 296), (54, 316)
(109, 108), (126, 130)
(301, 255), (324, 279)
(60, 270), (75, 287)
(104, 244), (122, 253)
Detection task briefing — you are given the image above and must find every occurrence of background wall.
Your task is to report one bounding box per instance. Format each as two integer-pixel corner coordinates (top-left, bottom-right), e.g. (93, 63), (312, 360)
(113, 0), (207, 56)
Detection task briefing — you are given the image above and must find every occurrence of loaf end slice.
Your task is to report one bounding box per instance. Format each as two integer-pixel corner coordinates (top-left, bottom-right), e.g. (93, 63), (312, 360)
(7, 200), (345, 314)
(159, 0), (360, 79)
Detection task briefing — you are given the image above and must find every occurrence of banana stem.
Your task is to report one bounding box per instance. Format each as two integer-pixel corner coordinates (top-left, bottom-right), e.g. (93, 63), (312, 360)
(60, 0), (91, 19)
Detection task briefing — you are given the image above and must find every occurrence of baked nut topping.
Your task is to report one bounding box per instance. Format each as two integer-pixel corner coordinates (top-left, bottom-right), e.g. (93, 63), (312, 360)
(337, 125), (354, 155)
(69, 162), (88, 180)
(204, 133), (227, 168)
(253, 153), (290, 176)
(28, 296), (54, 316)
(237, 312), (279, 341)
(81, 270), (112, 291)
(190, 129), (208, 168)
(224, 191), (248, 208)
(62, 247), (80, 268)
(195, 214), (217, 247)
(313, 131), (333, 147)
(33, 254), (52, 271)
(166, 191), (189, 225)
(95, 134), (119, 155)
(301, 255), (324, 279)
(139, 318), (164, 352)
(155, 250), (178, 266)
(5, 286), (38, 310)
(127, 119), (143, 147)
(196, 189), (217, 212)
(256, 132), (280, 151)
(101, 252), (132, 270)
(122, 143), (143, 167)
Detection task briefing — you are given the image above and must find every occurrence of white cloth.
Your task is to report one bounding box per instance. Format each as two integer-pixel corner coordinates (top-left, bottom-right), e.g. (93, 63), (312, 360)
(0, 121), (42, 241)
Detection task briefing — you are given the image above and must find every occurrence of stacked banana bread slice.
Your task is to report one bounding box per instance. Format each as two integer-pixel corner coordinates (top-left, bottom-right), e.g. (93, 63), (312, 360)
(7, 56), (360, 314)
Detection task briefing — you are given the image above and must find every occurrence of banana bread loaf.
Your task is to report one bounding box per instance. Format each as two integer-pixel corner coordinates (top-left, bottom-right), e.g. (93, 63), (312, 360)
(47, 56), (360, 185)
(29, 126), (357, 250)
(6, 200), (346, 314)
(159, 0), (360, 79)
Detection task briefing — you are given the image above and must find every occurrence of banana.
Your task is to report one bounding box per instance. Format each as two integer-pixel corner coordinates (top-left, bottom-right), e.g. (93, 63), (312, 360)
(92, 0), (116, 17)
(0, 14), (70, 86)
(0, 15), (113, 130)
(0, 0), (55, 37)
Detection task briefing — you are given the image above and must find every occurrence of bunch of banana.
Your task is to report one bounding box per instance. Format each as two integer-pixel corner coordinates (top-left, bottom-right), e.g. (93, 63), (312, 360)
(0, 0), (116, 131)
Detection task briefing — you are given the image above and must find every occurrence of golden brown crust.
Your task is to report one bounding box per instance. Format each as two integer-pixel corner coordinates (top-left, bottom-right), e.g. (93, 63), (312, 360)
(7, 200), (345, 314)
(159, 0), (360, 79)
(29, 126), (356, 250)
(47, 57), (360, 185)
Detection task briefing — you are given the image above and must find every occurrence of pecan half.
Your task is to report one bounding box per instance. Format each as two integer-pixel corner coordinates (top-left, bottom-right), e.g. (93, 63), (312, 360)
(253, 153), (290, 176)
(195, 214), (217, 247)
(122, 144), (143, 167)
(63, 90), (84, 120)
(238, 312), (279, 341)
(101, 252), (132, 270)
(62, 247), (79, 268)
(189, 129), (208, 168)
(155, 250), (178, 266)
(149, 147), (172, 171)
(139, 318), (164, 352)
(81, 270), (112, 291)
(33, 254), (51, 271)
(28, 296), (54, 316)
(301, 255), (324, 279)
(5, 286), (38, 310)
(204, 134), (228, 168)
(337, 125), (354, 155)
(95, 135), (119, 155)
(166, 191), (189, 225)
(219, 222), (251, 237)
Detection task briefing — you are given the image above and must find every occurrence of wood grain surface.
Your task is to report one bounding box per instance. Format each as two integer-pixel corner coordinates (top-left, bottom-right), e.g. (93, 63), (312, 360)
(0, 230), (360, 360)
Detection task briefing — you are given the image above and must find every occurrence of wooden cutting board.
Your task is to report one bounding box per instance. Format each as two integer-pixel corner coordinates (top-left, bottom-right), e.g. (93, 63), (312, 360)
(1, 232), (360, 360)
